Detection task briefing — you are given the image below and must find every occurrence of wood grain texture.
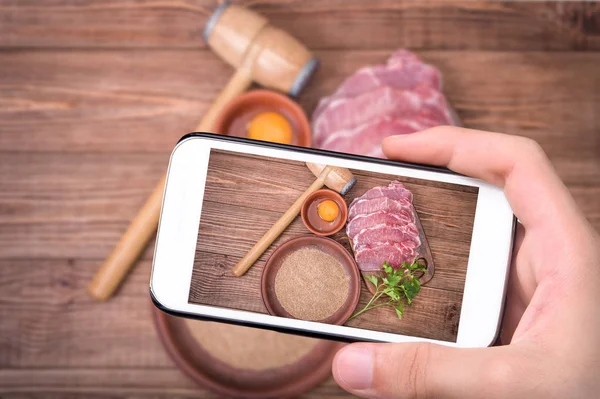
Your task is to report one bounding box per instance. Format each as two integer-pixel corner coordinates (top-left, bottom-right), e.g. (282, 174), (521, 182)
(0, 50), (598, 161)
(0, 152), (165, 259)
(0, 369), (347, 398)
(189, 150), (476, 341)
(0, 153), (597, 260)
(0, 260), (164, 369)
(0, 258), (348, 397)
(1, 0), (599, 396)
(0, 1), (598, 50)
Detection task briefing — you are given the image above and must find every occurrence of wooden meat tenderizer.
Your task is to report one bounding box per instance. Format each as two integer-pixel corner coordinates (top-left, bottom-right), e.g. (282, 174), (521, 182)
(232, 164), (356, 277)
(88, 1), (319, 300)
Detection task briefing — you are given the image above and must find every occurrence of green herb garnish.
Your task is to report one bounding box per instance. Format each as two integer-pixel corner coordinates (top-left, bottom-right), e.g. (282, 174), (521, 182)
(349, 259), (426, 320)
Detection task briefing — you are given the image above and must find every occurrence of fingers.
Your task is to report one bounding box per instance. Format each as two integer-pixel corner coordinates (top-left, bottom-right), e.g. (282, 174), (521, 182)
(499, 223), (531, 344)
(381, 126), (579, 229)
(381, 126), (544, 186)
(333, 342), (520, 399)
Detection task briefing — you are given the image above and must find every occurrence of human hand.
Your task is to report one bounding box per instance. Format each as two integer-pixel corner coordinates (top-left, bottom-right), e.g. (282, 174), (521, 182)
(332, 126), (600, 399)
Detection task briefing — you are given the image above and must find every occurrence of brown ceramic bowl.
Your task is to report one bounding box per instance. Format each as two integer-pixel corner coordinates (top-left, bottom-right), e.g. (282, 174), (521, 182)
(152, 303), (343, 398)
(212, 89), (312, 147)
(261, 236), (360, 325)
(301, 189), (348, 236)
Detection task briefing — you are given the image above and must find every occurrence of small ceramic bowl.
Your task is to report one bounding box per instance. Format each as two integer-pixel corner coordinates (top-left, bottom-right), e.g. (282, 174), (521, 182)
(212, 90), (312, 147)
(261, 236), (361, 325)
(301, 189), (348, 236)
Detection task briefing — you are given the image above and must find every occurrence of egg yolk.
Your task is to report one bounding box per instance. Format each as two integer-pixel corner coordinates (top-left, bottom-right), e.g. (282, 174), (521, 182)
(247, 112), (293, 144)
(317, 199), (339, 222)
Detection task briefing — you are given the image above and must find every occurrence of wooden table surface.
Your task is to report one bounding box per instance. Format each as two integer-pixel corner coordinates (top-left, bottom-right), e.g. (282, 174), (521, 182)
(0, 1), (599, 398)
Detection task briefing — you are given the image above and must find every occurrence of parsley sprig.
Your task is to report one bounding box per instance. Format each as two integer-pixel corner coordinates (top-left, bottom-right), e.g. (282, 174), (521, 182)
(349, 259), (426, 320)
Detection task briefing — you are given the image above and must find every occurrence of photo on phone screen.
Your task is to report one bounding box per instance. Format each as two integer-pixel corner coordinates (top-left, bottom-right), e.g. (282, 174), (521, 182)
(188, 148), (478, 343)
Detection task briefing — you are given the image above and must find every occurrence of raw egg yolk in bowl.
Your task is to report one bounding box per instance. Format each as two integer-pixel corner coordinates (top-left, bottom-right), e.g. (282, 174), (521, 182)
(317, 199), (340, 222)
(247, 112), (293, 145)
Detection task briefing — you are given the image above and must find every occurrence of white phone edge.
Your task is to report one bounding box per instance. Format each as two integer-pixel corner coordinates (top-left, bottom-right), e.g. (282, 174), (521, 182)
(150, 134), (515, 348)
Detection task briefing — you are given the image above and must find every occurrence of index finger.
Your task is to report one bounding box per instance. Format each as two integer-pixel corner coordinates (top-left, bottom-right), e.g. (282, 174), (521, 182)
(381, 126), (579, 229)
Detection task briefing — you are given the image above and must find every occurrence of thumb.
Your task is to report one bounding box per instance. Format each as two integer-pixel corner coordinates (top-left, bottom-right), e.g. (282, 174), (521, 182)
(332, 342), (516, 399)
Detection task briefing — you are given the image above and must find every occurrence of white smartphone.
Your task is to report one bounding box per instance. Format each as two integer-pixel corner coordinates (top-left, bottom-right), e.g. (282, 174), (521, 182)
(151, 133), (515, 347)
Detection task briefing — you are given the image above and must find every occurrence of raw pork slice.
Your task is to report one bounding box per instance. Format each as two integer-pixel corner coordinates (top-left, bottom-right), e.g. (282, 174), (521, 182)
(352, 223), (420, 248)
(313, 85), (453, 146)
(348, 196), (413, 220)
(319, 116), (432, 157)
(358, 180), (414, 202)
(313, 50), (442, 121)
(313, 86), (422, 144)
(347, 181), (421, 271)
(354, 242), (419, 271)
(312, 49), (458, 158)
(346, 210), (415, 238)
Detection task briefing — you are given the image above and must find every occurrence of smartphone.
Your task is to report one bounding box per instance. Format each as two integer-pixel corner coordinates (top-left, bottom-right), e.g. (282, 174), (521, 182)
(151, 133), (515, 347)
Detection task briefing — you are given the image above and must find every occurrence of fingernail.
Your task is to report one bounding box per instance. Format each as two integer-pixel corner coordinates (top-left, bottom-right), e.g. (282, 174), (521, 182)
(334, 346), (374, 390)
(382, 135), (399, 144)
(387, 134), (408, 140)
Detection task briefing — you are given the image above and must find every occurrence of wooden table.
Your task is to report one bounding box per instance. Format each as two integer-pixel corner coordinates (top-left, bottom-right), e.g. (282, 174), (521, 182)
(0, 1), (598, 398)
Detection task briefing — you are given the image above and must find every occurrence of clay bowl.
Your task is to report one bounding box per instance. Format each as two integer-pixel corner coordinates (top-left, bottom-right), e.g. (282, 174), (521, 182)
(212, 89), (312, 147)
(301, 189), (348, 236)
(261, 236), (360, 325)
(152, 303), (343, 398)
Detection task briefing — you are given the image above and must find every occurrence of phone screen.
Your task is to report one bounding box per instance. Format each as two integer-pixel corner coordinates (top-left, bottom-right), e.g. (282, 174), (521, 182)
(188, 148), (478, 343)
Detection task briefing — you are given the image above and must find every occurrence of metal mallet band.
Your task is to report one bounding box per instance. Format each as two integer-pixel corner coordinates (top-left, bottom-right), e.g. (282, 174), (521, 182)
(289, 57), (319, 97)
(203, 1), (231, 42)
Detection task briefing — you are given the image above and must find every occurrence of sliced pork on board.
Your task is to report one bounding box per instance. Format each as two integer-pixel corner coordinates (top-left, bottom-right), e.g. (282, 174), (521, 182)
(346, 181), (434, 285)
(312, 50), (458, 158)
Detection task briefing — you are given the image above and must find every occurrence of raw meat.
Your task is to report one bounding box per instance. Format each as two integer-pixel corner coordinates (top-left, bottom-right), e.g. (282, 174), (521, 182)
(312, 49), (457, 158)
(348, 196), (413, 220)
(319, 116), (439, 157)
(359, 181), (413, 202)
(346, 210), (415, 238)
(313, 50), (442, 121)
(314, 86), (422, 144)
(313, 86), (453, 147)
(347, 181), (421, 271)
(354, 242), (419, 271)
(352, 223), (420, 248)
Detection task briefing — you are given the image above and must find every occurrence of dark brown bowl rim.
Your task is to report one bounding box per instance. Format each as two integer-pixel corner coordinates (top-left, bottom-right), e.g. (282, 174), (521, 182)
(151, 302), (342, 398)
(212, 89), (312, 148)
(300, 189), (348, 236)
(261, 235), (361, 326)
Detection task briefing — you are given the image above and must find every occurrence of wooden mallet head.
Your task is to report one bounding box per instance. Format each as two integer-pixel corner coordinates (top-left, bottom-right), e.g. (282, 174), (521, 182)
(204, 1), (318, 97)
(306, 163), (356, 195)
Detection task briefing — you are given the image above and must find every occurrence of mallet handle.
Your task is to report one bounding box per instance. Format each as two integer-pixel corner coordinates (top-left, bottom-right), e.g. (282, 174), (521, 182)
(232, 167), (333, 277)
(88, 175), (165, 301)
(88, 69), (253, 301)
(197, 68), (253, 133)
